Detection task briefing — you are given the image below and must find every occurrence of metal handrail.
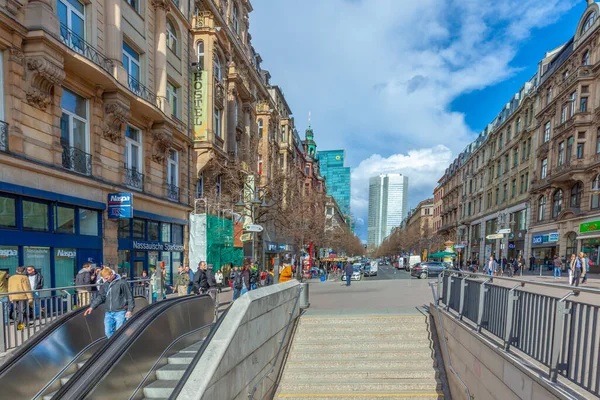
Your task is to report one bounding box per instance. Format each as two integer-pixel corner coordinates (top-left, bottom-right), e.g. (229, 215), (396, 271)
(248, 285), (303, 399)
(0, 279), (151, 297)
(428, 282), (472, 399)
(33, 337), (106, 399)
(129, 324), (213, 400)
(443, 270), (600, 295)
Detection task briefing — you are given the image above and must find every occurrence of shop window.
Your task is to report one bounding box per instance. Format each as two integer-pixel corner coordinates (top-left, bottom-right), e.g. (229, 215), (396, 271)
(23, 247), (50, 289)
(0, 246), (18, 275)
(118, 218), (131, 238)
(161, 223), (171, 242)
(570, 182), (583, 208)
(56, 206), (75, 234)
(22, 200), (49, 231)
(79, 208), (98, 236)
(592, 175), (600, 209)
(161, 251), (172, 284)
(133, 218), (145, 239)
(118, 250), (131, 278)
(55, 248), (76, 288)
(172, 252), (182, 275)
(0, 195), (16, 228)
(172, 224), (183, 244)
(148, 221), (160, 241)
(552, 190), (563, 218)
(566, 232), (577, 259)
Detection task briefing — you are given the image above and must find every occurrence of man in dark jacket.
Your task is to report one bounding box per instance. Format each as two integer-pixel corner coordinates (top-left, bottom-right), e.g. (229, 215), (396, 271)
(192, 261), (208, 294)
(344, 262), (353, 287)
(75, 263), (94, 306)
(84, 267), (134, 338)
(26, 266), (44, 317)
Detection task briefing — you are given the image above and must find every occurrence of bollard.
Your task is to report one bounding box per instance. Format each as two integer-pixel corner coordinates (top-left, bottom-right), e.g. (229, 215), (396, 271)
(299, 282), (309, 309)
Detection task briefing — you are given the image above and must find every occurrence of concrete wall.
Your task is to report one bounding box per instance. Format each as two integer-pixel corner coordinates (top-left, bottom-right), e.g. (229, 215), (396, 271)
(430, 304), (575, 400)
(176, 281), (301, 400)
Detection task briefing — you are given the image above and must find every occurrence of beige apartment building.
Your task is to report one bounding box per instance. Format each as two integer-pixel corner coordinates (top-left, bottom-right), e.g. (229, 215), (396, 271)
(0, 0), (193, 285)
(432, 184), (443, 233)
(529, 1), (600, 270)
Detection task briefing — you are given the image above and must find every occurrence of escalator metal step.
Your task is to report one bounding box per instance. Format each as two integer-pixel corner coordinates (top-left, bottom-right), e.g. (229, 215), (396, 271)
(60, 373), (74, 385)
(155, 364), (187, 380)
(166, 353), (194, 364)
(43, 391), (56, 400)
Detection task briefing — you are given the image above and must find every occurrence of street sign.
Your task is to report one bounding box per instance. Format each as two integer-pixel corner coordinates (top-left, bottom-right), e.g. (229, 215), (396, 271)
(240, 233), (253, 242)
(454, 245), (465, 249)
(486, 234), (504, 240)
(245, 224), (264, 232)
(497, 228), (511, 234)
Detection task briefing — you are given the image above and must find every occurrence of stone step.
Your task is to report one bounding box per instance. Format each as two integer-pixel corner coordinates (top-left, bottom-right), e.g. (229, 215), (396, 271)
(283, 359), (438, 370)
(292, 341), (432, 352)
(297, 324), (429, 335)
(142, 380), (178, 399)
(155, 363), (188, 380)
(279, 368), (441, 381)
(299, 316), (428, 326)
(275, 391), (445, 400)
(278, 379), (443, 393)
(289, 349), (434, 362)
(180, 342), (203, 353)
(293, 331), (429, 342)
(167, 353), (194, 364)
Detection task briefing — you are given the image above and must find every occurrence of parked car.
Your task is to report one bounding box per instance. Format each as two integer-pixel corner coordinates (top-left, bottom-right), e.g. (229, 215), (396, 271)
(411, 262), (448, 279)
(405, 255), (422, 272)
(342, 266), (362, 281)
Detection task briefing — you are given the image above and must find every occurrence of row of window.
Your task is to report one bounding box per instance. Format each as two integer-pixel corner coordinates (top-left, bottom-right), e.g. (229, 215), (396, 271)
(117, 218), (184, 243)
(0, 194), (100, 236)
(537, 180), (589, 221)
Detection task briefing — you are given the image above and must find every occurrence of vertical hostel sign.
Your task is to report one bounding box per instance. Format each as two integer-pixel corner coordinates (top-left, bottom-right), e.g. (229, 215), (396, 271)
(108, 193), (133, 219)
(192, 69), (208, 141)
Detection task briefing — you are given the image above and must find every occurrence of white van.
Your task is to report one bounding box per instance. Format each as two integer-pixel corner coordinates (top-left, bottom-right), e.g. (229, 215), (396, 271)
(405, 255), (422, 272)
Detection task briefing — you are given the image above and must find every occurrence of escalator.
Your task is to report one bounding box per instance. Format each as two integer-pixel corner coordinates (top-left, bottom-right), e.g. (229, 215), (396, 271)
(0, 296), (148, 399)
(52, 294), (221, 400)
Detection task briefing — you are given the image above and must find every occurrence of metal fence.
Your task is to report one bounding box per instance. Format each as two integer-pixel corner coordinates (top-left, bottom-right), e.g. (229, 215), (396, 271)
(437, 271), (600, 397)
(0, 279), (150, 352)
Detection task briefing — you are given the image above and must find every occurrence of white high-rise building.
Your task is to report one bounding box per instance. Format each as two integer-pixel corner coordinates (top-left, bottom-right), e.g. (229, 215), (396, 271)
(367, 174), (409, 248)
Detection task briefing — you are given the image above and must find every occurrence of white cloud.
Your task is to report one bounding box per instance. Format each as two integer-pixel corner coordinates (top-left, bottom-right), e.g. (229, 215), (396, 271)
(250, 0), (579, 238)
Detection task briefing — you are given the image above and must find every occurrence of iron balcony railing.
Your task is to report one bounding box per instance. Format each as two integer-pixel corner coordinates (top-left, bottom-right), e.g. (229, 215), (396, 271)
(61, 144), (92, 175)
(59, 24), (114, 74)
(125, 166), (144, 190)
(437, 270), (600, 398)
(0, 120), (7, 152)
(166, 183), (179, 201)
(127, 74), (160, 108)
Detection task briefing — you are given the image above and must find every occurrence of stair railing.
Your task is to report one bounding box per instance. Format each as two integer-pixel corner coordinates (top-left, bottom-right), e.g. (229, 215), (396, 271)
(429, 281), (472, 399)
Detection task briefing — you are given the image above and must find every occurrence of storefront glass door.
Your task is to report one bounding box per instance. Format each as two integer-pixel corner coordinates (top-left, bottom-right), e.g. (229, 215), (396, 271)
(55, 248), (77, 289)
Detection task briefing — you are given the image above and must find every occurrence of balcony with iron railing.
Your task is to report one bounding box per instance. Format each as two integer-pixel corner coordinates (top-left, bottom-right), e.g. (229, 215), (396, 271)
(61, 144), (92, 175)
(0, 120), (8, 152)
(127, 74), (161, 109)
(166, 183), (179, 202)
(125, 167), (144, 191)
(58, 24), (114, 74)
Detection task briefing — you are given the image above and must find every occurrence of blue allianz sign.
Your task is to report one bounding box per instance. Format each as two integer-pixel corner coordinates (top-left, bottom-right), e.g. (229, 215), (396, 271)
(108, 193), (133, 219)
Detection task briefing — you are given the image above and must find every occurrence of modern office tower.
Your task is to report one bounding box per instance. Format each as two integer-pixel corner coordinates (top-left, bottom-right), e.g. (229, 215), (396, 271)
(367, 174), (409, 248)
(317, 150), (351, 217)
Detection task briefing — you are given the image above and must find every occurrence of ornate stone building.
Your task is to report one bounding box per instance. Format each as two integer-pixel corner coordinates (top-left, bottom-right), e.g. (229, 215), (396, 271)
(0, 0), (193, 284)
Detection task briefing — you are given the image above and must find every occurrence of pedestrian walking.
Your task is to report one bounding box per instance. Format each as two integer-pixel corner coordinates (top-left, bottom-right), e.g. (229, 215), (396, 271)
(192, 261), (208, 294)
(552, 255), (562, 279)
(485, 256), (497, 276)
(344, 262), (353, 287)
(579, 252), (589, 284)
(229, 266), (239, 290)
(75, 263), (94, 306)
(8, 266), (32, 330)
(26, 266), (44, 317)
(84, 267), (134, 338)
(249, 265), (258, 290)
(279, 264), (293, 283)
(232, 266), (242, 300)
(529, 255), (535, 271)
(206, 264), (217, 299)
(570, 254), (582, 287)
(266, 269), (274, 286)
(215, 269), (224, 293)
(239, 265), (250, 296)
(184, 265), (194, 294)
(174, 265), (190, 296)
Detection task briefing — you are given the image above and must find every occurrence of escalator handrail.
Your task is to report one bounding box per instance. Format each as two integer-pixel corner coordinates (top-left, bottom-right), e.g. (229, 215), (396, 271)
(168, 306), (231, 399)
(128, 323), (214, 400)
(32, 336), (106, 400)
(0, 306), (88, 376)
(54, 295), (213, 399)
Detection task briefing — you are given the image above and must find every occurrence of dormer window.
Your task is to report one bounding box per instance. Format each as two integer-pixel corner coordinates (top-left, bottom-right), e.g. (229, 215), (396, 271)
(582, 11), (596, 35)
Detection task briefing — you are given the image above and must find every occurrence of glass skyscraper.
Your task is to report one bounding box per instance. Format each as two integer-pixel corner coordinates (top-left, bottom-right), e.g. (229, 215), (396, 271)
(317, 150), (351, 217)
(367, 174), (409, 248)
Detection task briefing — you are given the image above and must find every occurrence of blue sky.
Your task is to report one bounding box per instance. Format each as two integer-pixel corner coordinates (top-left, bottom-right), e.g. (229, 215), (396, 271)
(249, 0), (585, 240)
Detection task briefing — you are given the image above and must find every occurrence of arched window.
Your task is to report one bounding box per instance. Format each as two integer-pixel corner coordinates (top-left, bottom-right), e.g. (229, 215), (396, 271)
(213, 54), (222, 81)
(197, 40), (204, 69)
(582, 50), (591, 66)
(167, 19), (178, 55)
(592, 175), (600, 209)
(582, 12), (596, 35)
(538, 195), (546, 221)
(571, 182), (583, 208)
(553, 189), (563, 218)
(258, 119), (263, 139)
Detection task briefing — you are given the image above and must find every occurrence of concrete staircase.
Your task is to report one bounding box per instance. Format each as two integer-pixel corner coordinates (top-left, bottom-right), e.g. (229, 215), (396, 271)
(275, 313), (447, 399)
(141, 340), (204, 400)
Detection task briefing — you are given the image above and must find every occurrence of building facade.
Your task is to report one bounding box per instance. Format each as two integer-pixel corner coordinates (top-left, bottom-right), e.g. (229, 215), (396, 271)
(367, 173), (409, 249)
(0, 0), (193, 286)
(317, 149), (351, 217)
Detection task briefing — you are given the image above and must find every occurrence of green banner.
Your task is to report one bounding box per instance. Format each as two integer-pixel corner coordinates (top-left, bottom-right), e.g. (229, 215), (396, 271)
(192, 70), (208, 141)
(580, 220), (600, 233)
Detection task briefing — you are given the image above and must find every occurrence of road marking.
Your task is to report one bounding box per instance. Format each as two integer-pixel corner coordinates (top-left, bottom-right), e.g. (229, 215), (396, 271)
(278, 394), (442, 398)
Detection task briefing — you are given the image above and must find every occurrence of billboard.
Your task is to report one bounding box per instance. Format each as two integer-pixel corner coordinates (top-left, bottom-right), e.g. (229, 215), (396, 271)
(107, 193), (132, 219)
(192, 70), (208, 141)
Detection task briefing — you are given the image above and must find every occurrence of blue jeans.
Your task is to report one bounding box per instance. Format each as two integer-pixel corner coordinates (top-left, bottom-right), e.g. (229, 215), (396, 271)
(554, 267), (561, 278)
(250, 283), (257, 290)
(233, 288), (241, 300)
(241, 287), (249, 296)
(104, 310), (127, 338)
(346, 276), (351, 286)
(0, 297), (8, 324)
